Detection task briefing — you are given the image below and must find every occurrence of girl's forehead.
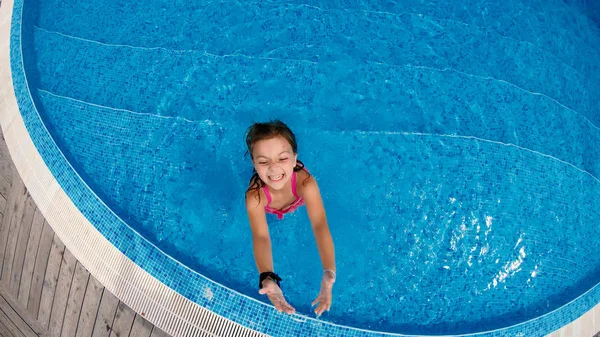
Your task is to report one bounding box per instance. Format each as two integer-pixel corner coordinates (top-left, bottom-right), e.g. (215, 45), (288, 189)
(253, 137), (292, 154)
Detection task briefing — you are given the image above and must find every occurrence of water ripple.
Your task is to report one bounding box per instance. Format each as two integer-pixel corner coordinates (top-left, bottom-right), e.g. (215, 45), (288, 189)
(208, 0), (600, 77)
(36, 89), (600, 185)
(37, 89), (220, 126)
(33, 26), (597, 132)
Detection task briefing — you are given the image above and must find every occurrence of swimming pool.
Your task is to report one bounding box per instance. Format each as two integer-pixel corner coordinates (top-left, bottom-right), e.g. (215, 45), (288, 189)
(8, 0), (600, 335)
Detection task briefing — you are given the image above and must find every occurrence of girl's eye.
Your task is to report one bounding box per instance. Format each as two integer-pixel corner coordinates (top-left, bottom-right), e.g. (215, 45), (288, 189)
(259, 162), (268, 165)
(279, 158), (288, 162)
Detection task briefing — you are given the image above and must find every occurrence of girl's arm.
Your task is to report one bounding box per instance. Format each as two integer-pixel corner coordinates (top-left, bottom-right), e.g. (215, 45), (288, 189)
(301, 177), (336, 272)
(247, 190), (296, 314)
(246, 190), (274, 273)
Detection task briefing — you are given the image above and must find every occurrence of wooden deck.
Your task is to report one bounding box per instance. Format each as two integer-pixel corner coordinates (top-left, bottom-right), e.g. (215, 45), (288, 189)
(0, 130), (172, 337)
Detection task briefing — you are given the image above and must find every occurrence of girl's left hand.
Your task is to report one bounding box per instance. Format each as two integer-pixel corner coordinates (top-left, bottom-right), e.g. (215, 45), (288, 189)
(311, 269), (336, 317)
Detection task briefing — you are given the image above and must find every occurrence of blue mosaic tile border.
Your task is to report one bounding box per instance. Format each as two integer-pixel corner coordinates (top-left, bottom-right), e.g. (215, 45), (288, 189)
(8, 1), (600, 336)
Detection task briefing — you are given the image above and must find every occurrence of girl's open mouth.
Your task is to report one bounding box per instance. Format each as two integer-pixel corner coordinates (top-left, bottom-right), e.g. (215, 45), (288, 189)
(269, 174), (284, 182)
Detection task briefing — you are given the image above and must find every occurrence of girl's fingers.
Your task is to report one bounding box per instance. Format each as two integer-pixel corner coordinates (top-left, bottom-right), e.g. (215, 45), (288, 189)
(269, 295), (283, 309)
(261, 289), (299, 315)
(280, 300), (294, 314)
(314, 299), (332, 316)
(316, 305), (325, 316)
(262, 290), (295, 314)
(276, 302), (288, 313)
(276, 297), (295, 314)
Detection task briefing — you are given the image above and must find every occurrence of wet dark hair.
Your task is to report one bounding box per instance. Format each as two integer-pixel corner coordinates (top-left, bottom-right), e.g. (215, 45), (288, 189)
(244, 120), (311, 203)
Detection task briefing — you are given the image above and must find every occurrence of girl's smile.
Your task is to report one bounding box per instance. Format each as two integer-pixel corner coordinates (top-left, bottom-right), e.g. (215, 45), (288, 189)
(268, 173), (285, 182)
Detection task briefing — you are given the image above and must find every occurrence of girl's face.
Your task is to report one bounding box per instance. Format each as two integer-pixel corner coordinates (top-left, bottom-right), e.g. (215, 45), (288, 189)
(251, 136), (298, 190)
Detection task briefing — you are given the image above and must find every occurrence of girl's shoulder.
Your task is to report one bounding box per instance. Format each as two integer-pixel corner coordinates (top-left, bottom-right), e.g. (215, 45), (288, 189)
(245, 187), (267, 210)
(295, 168), (318, 196)
(296, 168), (313, 183)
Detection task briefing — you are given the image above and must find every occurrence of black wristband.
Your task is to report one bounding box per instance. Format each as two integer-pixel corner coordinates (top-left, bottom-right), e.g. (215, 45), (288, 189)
(259, 272), (282, 289)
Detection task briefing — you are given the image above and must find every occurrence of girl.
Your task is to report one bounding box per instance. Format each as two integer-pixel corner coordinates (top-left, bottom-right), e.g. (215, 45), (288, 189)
(245, 120), (337, 317)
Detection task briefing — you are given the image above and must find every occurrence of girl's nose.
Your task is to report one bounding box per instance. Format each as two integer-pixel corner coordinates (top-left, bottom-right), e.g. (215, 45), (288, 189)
(268, 163), (281, 171)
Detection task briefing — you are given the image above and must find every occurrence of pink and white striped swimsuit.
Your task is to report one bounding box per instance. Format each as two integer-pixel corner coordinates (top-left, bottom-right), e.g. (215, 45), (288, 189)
(263, 171), (305, 220)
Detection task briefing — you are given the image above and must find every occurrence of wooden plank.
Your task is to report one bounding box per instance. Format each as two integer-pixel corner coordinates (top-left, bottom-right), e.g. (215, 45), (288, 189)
(0, 133), (12, 163)
(28, 223), (57, 322)
(0, 307), (25, 337)
(0, 174), (25, 279)
(128, 314), (153, 337)
(108, 301), (135, 337)
(0, 135), (11, 200)
(0, 194), (6, 217)
(150, 327), (171, 337)
(0, 158), (12, 186)
(48, 248), (77, 337)
(61, 262), (90, 337)
(0, 294), (38, 337)
(0, 173), (10, 201)
(9, 193), (36, 296)
(90, 289), (119, 337)
(0, 319), (16, 337)
(74, 274), (103, 337)
(0, 281), (48, 336)
(18, 208), (45, 307)
(1, 175), (28, 284)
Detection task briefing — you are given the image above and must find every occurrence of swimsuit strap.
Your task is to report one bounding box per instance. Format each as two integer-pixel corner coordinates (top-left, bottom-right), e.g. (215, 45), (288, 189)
(262, 184), (272, 205)
(291, 171), (300, 198)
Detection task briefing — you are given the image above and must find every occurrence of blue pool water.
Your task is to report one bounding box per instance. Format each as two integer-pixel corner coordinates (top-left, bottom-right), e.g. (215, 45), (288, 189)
(15, 0), (600, 335)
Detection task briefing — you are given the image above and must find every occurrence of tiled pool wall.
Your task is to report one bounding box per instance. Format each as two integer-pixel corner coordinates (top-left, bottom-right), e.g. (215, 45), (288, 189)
(2, 0), (600, 336)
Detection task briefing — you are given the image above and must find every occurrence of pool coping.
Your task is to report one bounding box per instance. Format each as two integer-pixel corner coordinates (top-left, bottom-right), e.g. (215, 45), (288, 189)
(1, 0), (600, 336)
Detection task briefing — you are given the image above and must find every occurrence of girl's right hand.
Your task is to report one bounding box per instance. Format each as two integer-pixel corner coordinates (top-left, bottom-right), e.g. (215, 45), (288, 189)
(259, 279), (296, 314)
